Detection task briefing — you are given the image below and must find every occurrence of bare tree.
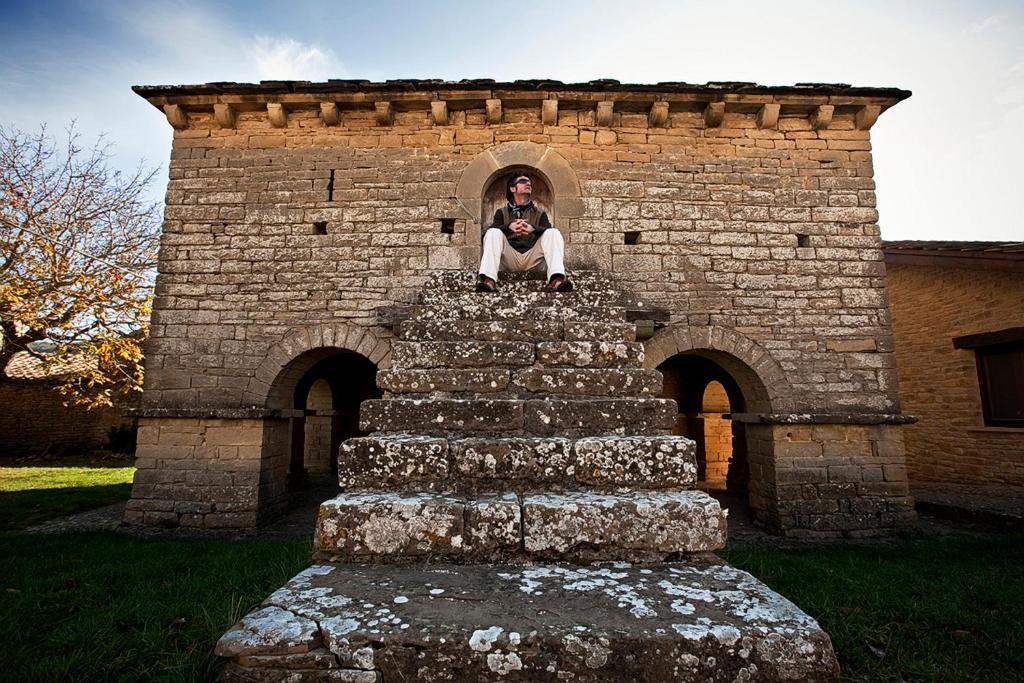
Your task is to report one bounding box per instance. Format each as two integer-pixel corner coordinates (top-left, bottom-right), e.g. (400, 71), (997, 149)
(0, 124), (161, 407)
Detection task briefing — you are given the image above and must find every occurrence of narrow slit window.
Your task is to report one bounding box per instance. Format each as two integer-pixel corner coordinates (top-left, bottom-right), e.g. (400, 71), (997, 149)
(327, 170), (335, 201)
(312, 221), (328, 235)
(797, 234), (811, 247)
(440, 218), (456, 234)
(624, 231), (641, 245)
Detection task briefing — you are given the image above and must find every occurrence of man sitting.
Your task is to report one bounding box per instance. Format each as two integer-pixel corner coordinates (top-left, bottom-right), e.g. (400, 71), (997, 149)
(476, 172), (573, 292)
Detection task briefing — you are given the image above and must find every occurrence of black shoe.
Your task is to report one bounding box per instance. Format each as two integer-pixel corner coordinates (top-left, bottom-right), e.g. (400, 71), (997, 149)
(475, 275), (498, 293)
(548, 274), (574, 292)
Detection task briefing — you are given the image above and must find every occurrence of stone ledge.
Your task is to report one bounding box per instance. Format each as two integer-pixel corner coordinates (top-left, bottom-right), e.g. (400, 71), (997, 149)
(730, 413), (917, 425)
(216, 561), (840, 681)
(128, 407), (284, 419)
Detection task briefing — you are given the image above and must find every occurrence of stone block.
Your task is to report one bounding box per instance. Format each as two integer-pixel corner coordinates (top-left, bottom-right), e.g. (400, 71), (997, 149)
(523, 398), (676, 436)
(522, 491), (726, 558)
(360, 398), (523, 433)
(377, 369), (511, 393)
(512, 367), (661, 397)
(392, 341), (534, 369)
(400, 319), (564, 342)
(535, 341), (644, 368)
(573, 435), (697, 487)
(452, 437), (574, 488)
(339, 435), (449, 490)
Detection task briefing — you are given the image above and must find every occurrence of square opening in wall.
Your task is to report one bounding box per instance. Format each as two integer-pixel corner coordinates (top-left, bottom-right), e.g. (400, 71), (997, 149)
(312, 221), (328, 235)
(797, 234), (811, 247)
(624, 231), (641, 245)
(440, 218), (456, 234)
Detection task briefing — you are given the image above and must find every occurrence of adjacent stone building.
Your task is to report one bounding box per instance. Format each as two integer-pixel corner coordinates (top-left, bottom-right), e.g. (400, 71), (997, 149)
(127, 78), (917, 536)
(884, 241), (1024, 487)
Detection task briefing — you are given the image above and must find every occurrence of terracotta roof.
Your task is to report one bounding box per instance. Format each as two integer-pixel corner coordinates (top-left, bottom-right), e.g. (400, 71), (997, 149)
(882, 240), (1024, 272)
(882, 240), (1024, 253)
(3, 351), (96, 382)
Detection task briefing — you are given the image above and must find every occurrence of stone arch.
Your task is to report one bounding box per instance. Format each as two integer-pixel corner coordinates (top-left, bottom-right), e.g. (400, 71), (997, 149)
(244, 323), (392, 409)
(643, 324), (793, 414)
(456, 141), (584, 245)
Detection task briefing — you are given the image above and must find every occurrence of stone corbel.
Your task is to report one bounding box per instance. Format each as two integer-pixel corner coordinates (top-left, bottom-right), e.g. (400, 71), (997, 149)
(855, 105), (881, 130)
(486, 98), (502, 124)
(320, 102), (341, 126)
(542, 99), (558, 126)
(756, 103), (780, 130)
(648, 102), (669, 128)
(431, 101), (449, 126)
(163, 104), (188, 130)
(596, 101), (614, 127)
(810, 104), (834, 130)
(267, 103), (287, 128)
(213, 103), (236, 129)
(703, 102), (725, 128)
(375, 101), (394, 126)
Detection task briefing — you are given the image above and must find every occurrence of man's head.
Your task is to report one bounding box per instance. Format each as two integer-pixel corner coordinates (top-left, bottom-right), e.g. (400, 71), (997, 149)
(507, 172), (532, 204)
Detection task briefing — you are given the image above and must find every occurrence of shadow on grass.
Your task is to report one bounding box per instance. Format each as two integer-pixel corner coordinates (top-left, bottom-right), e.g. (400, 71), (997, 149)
(0, 484), (132, 531)
(721, 532), (1024, 682)
(0, 532), (312, 682)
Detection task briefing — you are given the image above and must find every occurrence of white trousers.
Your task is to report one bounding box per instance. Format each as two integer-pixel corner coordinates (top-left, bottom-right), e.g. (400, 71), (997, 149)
(478, 228), (566, 281)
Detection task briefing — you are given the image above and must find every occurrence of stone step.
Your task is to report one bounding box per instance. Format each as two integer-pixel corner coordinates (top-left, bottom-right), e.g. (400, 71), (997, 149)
(535, 341), (645, 368)
(378, 367), (661, 398)
(411, 303), (626, 323)
(429, 269), (622, 292)
(420, 288), (641, 309)
(399, 319), (636, 343)
(392, 341), (534, 369)
(359, 397), (677, 435)
(338, 434), (696, 492)
(313, 490), (726, 562)
(217, 561), (839, 682)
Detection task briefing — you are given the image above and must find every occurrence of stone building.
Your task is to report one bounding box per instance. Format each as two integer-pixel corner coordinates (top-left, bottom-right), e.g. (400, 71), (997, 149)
(884, 241), (1024, 487)
(128, 79), (916, 537)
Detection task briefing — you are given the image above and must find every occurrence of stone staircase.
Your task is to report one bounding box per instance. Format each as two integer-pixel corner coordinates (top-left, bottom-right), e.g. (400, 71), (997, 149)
(216, 271), (839, 681)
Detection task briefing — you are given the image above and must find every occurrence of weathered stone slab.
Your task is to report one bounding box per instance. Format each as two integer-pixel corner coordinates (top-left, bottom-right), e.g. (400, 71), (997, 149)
(574, 435), (697, 487)
(360, 398), (522, 433)
(536, 341), (645, 368)
(339, 435), (449, 490)
(452, 437), (574, 488)
(216, 605), (321, 658)
(512, 368), (662, 397)
(412, 303), (625, 323)
(218, 562), (840, 682)
(430, 269), (621, 292)
(563, 321), (637, 342)
(378, 369), (511, 394)
(392, 341), (534, 369)
(420, 289), (638, 309)
(523, 398), (676, 435)
(401, 319), (564, 342)
(523, 491), (726, 557)
(315, 492), (520, 561)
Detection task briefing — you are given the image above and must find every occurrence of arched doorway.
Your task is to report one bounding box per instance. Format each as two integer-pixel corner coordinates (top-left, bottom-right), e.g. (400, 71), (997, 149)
(480, 167), (555, 232)
(659, 353), (750, 498)
(268, 349), (381, 491)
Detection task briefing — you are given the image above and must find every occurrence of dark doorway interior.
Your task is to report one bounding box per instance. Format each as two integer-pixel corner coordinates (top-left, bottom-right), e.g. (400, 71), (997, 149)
(658, 353), (750, 498)
(288, 351), (380, 490)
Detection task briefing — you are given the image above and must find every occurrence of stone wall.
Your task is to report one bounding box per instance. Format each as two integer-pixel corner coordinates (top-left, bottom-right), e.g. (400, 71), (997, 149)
(124, 415), (289, 528)
(769, 423), (915, 536)
(0, 381), (135, 456)
(701, 381), (732, 488)
(887, 263), (1024, 486)
(144, 88), (898, 417)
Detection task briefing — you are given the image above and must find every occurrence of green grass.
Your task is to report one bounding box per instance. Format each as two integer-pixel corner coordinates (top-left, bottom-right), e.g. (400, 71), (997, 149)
(721, 533), (1024, 682)
(0, 461), (136, 531)
(0, 532), (311, 681)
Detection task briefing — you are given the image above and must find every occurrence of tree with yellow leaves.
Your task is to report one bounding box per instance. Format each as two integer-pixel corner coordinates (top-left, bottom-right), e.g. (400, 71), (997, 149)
(0, 124), (161, 408)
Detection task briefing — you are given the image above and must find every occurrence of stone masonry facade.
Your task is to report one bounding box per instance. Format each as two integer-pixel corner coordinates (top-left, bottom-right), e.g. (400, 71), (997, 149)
(886, 254), (1024, 487)
(128, 79), (917, 536)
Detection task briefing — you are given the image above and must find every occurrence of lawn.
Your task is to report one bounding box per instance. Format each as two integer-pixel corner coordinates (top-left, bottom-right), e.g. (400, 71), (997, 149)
(1, 463), (1021, 681)
(0, 458), (136, 531)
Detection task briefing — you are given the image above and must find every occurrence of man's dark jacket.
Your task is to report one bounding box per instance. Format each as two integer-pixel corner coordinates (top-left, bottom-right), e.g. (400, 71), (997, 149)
(487, 201), (553, 253)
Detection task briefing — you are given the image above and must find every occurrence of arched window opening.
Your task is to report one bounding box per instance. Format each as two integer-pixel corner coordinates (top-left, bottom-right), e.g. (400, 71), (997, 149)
(481, 166), (555, 235)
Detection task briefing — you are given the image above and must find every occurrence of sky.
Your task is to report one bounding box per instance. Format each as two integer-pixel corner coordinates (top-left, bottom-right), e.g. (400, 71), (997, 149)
(1, 0), (1022, 241)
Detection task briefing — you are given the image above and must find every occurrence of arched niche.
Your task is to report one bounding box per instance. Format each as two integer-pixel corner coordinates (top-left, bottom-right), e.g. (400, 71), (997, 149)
(456, 141), (583, 245)
(480, 167), (554, 237)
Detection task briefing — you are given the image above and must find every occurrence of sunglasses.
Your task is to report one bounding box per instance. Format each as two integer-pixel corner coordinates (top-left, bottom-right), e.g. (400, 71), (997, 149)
(513, 178), (532, 185)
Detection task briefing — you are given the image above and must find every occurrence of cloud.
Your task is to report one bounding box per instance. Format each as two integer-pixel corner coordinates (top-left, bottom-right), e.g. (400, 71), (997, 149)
(247, 36), (346, 81)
